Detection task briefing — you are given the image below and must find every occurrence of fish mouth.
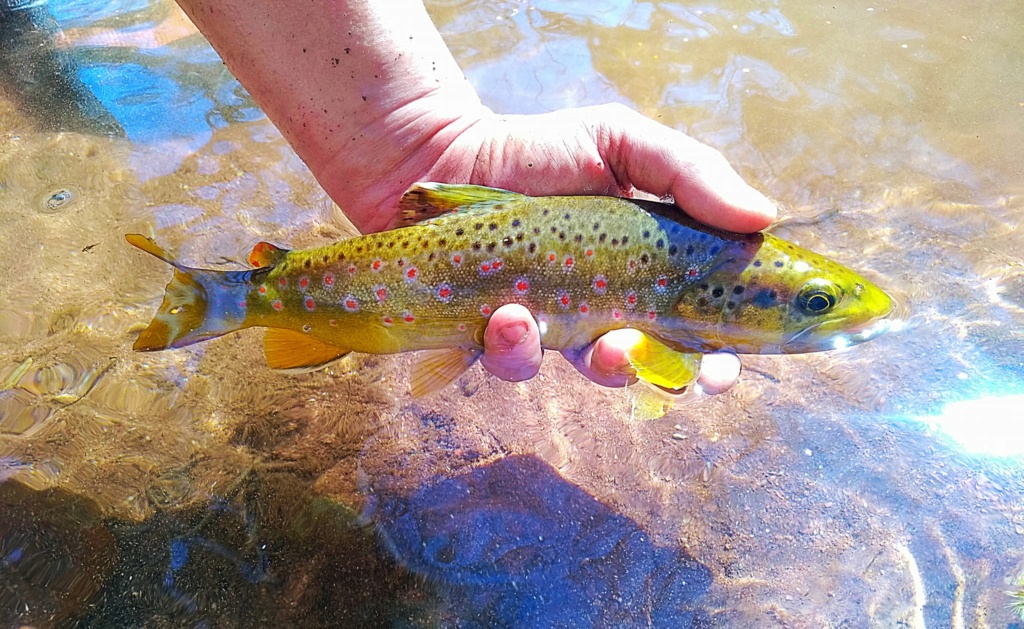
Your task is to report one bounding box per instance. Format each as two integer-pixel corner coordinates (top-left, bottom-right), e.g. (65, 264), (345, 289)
(783, 310), (894, 353)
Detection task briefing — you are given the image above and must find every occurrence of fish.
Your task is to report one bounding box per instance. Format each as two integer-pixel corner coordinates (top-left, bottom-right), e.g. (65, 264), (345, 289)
(126, 183), (893, 397)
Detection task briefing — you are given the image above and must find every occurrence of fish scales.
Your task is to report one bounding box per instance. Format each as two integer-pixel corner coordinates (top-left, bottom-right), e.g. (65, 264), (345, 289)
(245, 196), (733, 353)
(126, 183), (893, 394)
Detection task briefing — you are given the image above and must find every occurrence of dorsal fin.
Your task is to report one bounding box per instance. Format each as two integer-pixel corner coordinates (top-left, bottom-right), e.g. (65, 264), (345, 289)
(397, 183), (526, 226)
(249, 241), (289, 268)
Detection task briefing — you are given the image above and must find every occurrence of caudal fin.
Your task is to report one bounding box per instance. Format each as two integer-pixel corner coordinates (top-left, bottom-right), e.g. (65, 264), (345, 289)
(126, 234), (255, 351)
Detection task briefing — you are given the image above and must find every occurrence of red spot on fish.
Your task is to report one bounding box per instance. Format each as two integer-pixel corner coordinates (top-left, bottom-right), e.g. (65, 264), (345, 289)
(324, 273), (334, 286)
(578, 302), (589, 315)
(480, 304), (492, 316)
(585, 249), (594, 258)
(405, 266), (419, 282)
(687, 268), (698, 277)
(451, 253), (463, 266)
(343, 295), (359, 312)
(279, 277), (287, 287)
(300, 276), (309, 289)
(557, 290), (571, 309)
(382, 316), (393, 327)
(612, 309), (622, 320)
(514, 278), (530, 295)
(492, 259), (503, 271)
(564, 256), (575, 271)
(648, 311), (657, 320)
(458, 323), (467, 332)
(372, 259), (383, 271)
(272, 299), (283, 311)
(592, 275), (608, 295)
(547, 252), (557, 263)
(374, 285), (388, 302)
(347, 264), (357, 275)
(654, 276), (669, 294)
(329, 319), (338, 326)
(397, 258), (405, 267)
(625, 290), (638, 308)
(480, 262), (492, 273)
(305, 296), (316, 311)
(628, 259), (638, 272)
(258, 284), (267, 294)
(435, 283), (453, 302)
(402, 311), (415, 323)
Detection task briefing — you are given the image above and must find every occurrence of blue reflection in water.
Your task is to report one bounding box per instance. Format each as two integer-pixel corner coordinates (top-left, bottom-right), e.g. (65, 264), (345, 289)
(373, 455), (711, 627)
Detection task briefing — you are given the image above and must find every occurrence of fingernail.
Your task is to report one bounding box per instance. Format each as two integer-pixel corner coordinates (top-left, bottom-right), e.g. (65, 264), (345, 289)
(497, 322), (530, 349)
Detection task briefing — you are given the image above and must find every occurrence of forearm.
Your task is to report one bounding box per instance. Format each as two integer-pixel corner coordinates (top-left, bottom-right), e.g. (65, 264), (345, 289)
(174, 0), (487, 230)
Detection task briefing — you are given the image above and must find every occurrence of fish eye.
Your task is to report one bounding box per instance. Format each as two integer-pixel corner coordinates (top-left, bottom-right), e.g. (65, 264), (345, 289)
(797, 281), (839, 314)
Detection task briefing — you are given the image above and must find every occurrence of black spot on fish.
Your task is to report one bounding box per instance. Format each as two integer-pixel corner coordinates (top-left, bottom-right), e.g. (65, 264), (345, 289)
(495, 204), (505, 210)
(304, 259), (311, 269)
(656, 239), (664, 249)
(516, 232), (525, 242)
(401, 241), (409, 249)
(487, 242), (497, 252)
(438, 239), (447, 247)
(428, 252), (436, 261)
(599, 233), (607, 242)
(551, 227), (557, 234)
(699, 283), (709, 291)
(528, 243), (537, 253)
(611, 238), (619, 246)
(640, 253), (649, 264)
(697, 297), (708, 308)
(489, 223), (498, 231)
(752, 289), (775, 308)
(456, 228), (464, 236)
(686, 245), (694, 256)
(376, 241), (383, 249)
(621, 236), (629, 245)
(594, 223), (601, 231)
(558, 232), (566, 241)
(502, 237), (513, 247)
(733, 286), (745, 295)
(512, 219), (521, 227)
(668, 244), (678, 256)
(775, 260), (784, 268)
(573, 234), (582, 243)
(355, 246), (364, 253)
(564, 213), (570, 220)
(712, 287), (724, 298)
(387, 241), (394, 248)
(474, 223), (483, 230)
(323, 255), (331, 263)
(533, 227), (541, 235)
(753, 259), (762, 267)
(726, 301), (736, 310)
(642, 230), (650, 239)
(472, 242), (481, 250)
(543, 209), (549, 216)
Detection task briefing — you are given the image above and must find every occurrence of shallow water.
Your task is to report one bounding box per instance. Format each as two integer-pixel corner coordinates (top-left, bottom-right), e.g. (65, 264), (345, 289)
(1, 0), (1022, 626)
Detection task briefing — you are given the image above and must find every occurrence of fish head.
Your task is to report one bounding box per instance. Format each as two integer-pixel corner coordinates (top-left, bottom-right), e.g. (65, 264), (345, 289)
(672, 234), (893, 354)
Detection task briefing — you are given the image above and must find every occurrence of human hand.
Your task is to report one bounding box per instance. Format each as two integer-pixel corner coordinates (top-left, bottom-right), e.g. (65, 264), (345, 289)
(358, 104), (774, 394)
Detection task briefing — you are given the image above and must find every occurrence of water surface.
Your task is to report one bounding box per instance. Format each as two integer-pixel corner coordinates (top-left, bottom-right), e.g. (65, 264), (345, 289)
(1, 0), (1022, 626)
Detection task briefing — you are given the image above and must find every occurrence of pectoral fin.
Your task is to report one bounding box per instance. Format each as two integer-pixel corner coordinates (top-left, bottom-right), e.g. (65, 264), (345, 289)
(625, 334), (702, 391)
(264, 328), (350, 372)
(410, 348), (481, 397)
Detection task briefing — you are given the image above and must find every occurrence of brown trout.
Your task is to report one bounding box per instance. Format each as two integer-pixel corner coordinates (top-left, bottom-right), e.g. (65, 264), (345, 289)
(127, 183), (892, 395)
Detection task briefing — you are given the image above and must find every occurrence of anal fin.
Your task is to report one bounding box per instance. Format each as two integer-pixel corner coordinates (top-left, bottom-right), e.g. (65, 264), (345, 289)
(410, 348), (481, 397)
(625, 334), (702, 391)
(264, 328), (350, 373)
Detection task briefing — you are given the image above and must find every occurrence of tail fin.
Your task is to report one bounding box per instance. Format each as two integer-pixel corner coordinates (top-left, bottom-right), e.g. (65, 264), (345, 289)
(126, 234), (256, 351)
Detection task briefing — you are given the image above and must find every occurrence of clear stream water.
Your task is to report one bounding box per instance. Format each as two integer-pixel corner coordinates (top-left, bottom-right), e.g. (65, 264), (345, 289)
(1, 0), (1022, 627)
